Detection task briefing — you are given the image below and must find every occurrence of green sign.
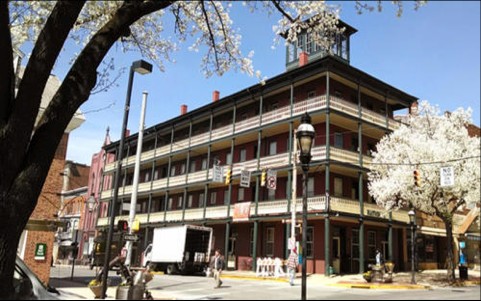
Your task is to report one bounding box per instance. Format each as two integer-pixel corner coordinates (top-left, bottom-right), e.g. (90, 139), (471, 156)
(35, 243), (47, 260)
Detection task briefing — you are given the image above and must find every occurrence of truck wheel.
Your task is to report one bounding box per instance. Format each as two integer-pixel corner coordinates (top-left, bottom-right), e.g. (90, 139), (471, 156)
(166, 264), (176, 275)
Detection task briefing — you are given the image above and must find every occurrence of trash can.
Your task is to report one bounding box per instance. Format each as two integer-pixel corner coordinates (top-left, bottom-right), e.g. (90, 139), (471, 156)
(459, 265), (468, 280)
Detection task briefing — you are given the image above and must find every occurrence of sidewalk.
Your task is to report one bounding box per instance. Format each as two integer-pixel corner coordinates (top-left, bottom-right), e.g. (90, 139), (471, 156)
(49, 268), (481, 299)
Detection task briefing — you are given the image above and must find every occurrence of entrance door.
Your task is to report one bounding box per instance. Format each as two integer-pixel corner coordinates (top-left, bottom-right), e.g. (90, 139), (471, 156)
(332, 237), (341, 274)
(351, 229), (360, 274)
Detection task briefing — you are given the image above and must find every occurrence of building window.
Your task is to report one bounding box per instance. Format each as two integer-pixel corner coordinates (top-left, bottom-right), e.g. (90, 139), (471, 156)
(334, 177), (343, 197)
(239, 149), (246, 162)
(268, 188), (276, 201)
(180, 163), (186, 175)
(226, 153), (232, 165)
(187, 195), (193, 208)
(199, 193), (205, 208)
(265, 227), (275, 257)
(306, 227), (314, 258)
(154, 169), (159, 180)
(190, 161), (196, 173)
(307, 177), (315, 197)
(144, 172), (150, 182)
(352, 229), (360, 260)
(334, 133), (343, 148)
(201, 158), (208, 170)
(210, 191), (217, 205)
(306, 33), (312, 54)
(368, 231), (376, 260)
(224, 189), (229, 205)
(168, 198), (173, 210)
(177, 196), (183, 209)
(269, 141), (277, 156)
(170, 166), (176, 177)
(238, 188), (245, 202)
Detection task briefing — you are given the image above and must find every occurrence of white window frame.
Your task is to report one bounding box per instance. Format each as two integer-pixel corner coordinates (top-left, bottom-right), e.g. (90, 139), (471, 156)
(187, 195), (193, 208)
(210, 191), (217, 205)
(226, 153), (232, 165)
(168, 198), (173, 210)
(269, 141), (277, 156)
(199, 193), (205, 208)
(334, 177), (343, 197)
(238, 188), (245, 202)
(201, 158), (208, 170)
(177, 196), (183, 208)
(239, 149), (246, 162)
(190, 161), (196, 173)
(170, 166), (176, 177)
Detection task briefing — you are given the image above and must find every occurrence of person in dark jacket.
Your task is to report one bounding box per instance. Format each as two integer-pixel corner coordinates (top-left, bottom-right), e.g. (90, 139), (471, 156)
(209, 249), (225, 288)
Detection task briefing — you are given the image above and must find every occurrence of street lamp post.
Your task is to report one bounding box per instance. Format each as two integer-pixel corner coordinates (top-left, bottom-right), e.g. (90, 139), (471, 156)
(408, 209), (416, 284)
(296, 113), (315, 301)
(101, 59), (152, 299)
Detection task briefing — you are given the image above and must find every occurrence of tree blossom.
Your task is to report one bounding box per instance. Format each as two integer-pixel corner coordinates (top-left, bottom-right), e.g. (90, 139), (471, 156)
(368, 101), (480, 282)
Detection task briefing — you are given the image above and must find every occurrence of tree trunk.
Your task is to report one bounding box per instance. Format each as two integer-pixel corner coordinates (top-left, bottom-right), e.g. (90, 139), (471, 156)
(0, 226), (23, 299)
(442, 218), (456, 283)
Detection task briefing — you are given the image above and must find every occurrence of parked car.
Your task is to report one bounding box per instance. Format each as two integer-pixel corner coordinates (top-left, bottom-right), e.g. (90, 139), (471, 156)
(14, 255), (62, 300)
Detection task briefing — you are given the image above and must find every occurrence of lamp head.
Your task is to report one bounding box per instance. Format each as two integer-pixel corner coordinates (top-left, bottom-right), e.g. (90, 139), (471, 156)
(132, 60), (153, 75)
(296, 113), (315, 167)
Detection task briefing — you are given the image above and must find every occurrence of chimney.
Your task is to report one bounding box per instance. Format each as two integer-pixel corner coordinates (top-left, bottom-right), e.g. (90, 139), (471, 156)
(299, 51), (308, 67)
(213, 90), (220, 102)
(180, 104), (188, 115)
(409, 101), (419, 116)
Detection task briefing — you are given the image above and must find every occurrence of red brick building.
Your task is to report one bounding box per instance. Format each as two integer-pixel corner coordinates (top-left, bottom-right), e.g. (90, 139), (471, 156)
(99, 21), (419, 274)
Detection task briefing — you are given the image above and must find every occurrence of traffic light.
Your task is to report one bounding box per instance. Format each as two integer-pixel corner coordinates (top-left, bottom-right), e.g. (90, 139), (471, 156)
(117, 220), (128, 232)
(131, 219), (140, 232)
(225, 167), (232, 185)
(413, 170), (421, 187)
(260, 169), (267, 187)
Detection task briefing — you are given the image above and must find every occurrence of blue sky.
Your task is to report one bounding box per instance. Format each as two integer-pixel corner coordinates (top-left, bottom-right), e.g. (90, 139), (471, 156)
(56, 1), (480, 165)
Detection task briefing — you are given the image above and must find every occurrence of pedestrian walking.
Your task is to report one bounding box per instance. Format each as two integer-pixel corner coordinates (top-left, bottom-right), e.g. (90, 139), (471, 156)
(287, 249), (298, 286)
(209, 249), (225, 288)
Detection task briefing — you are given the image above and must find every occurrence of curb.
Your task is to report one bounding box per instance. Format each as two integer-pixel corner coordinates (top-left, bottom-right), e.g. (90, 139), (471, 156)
(328, 282), (431, 290)
(221, 274), (289, 283)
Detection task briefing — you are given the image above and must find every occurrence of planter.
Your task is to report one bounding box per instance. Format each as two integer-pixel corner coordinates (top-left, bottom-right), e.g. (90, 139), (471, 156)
(89, 284), (103, 299)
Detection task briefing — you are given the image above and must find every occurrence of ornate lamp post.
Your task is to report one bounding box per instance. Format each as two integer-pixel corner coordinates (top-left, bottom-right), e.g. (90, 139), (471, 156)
(101, 59), (152, 299)
(296, 113), (315, 301)
(408, 209), (416, 284)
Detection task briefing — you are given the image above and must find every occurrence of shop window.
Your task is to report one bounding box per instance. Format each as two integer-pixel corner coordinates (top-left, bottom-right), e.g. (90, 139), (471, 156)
(265, 227), (275, 257)
(368, 231), (376, 260)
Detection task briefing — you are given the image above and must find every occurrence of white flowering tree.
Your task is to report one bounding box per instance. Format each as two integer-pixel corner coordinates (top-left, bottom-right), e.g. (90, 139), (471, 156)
(0, 1), (425, 297)
(368, 101), (480, 282)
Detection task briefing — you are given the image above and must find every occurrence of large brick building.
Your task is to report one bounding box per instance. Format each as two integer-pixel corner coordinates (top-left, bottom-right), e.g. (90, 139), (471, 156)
(97, 20), (426, 275)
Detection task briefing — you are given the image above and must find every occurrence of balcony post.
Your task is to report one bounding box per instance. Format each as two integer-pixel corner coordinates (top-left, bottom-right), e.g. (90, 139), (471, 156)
(359, 171), (365, 273)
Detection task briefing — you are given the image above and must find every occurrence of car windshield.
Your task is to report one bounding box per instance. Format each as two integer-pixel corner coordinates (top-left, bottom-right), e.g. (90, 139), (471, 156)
(16, 256), (48, 290)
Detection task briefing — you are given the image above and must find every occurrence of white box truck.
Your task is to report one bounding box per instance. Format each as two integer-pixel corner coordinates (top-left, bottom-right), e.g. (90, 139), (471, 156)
(142, 225), (213, 275)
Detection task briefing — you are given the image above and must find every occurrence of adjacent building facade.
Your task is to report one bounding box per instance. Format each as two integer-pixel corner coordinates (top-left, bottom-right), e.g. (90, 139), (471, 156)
(97, 21), (427, 275)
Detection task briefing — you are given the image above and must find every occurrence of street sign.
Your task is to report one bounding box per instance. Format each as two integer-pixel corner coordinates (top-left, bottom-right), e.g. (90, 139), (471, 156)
(123, 234), (139, 242)
(240, 169), (251, 188)
(213, 165), (224, 183)
(440, 166), (454, 187)
(267, 169), (277, 190)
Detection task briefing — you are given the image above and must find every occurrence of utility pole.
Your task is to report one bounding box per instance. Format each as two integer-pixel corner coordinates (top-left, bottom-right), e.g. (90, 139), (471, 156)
(291, 130), (298, 247)
(125, 91), (148, 267)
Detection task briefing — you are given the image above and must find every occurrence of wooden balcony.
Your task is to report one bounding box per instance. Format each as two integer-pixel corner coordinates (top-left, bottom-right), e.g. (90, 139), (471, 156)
(100, 146), (372, 200)
(97, 196), (409, 228)
(103, 94), (399, 174)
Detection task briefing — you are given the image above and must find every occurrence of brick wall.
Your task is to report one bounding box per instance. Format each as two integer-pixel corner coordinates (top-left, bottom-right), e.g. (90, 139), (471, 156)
(24, 134), (68, 284)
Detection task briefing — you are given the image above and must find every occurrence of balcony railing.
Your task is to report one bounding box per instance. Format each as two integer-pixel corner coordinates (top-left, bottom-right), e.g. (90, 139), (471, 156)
(97, 195), (410, 228)
(104, 94), (399, 174)
(99, 146), (373, 200)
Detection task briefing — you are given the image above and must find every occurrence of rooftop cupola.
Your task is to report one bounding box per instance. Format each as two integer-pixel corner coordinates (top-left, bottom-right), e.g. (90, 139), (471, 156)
(285, 19), (357, 70)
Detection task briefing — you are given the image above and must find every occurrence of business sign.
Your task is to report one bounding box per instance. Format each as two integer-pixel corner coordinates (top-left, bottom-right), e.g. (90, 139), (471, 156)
(240, 169), (251, 188)
(233, 202), (251, 222)
(212, 165), (224, 183)
(34, 243), (47, 261)
(123, 234), (139, 242)
(440, 166), (454, 187)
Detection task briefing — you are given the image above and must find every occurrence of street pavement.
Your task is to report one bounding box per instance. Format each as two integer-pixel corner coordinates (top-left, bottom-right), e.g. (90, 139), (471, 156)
(49, 264), (480, 300)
